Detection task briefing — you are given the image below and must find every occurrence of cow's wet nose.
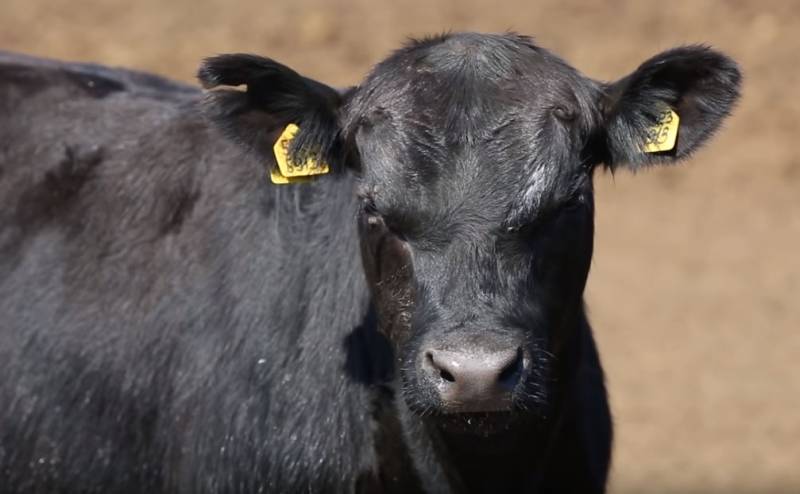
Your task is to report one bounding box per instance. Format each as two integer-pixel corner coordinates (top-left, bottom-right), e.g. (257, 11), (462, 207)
(422, 346), (524, 412)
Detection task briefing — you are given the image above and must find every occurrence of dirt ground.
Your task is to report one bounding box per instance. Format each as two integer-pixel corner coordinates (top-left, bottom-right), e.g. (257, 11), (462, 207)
(2, 0), (798, 492)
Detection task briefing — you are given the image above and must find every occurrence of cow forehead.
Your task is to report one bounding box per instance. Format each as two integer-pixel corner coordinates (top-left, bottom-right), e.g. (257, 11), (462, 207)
(347, 34), (596, 228)
(344, 33), (596, 127)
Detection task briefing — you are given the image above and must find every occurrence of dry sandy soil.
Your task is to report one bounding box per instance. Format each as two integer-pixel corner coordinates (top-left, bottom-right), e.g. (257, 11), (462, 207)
(2, 0), (798, 492)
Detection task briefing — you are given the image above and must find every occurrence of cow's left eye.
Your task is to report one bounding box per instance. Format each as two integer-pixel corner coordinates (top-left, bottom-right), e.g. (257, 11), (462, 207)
(506, 195), (586, 237)
(560, 193), (586, 213)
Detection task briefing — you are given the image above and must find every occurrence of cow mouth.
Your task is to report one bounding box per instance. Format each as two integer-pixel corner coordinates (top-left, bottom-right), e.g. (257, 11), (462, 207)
(429, 411), (521, 437)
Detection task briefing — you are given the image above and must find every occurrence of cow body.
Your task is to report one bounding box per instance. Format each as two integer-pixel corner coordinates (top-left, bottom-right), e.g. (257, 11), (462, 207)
(0, 33), (740, 493)
(0, 52), (382, 493)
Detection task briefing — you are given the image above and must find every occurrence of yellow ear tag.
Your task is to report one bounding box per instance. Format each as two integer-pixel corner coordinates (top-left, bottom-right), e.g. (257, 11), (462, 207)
(643, 108), (680, 153)
(269, 123), (330, 184)
(269, 166), (312, 184)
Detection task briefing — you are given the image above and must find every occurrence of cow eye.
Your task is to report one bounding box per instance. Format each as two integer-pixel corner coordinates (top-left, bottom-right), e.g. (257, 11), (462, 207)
(552, 105), (575, 121)
(507, 195), (586, 237)
(360, 200), (407, 240)
(362, 198), (379, 217)
(561, 193), (586, 213)
(362, 203), (388, 233)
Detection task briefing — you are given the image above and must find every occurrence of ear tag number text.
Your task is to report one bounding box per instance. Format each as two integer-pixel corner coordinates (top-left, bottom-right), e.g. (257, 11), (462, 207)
(270, 123), (330, 184)
(644, 108), (680, 153)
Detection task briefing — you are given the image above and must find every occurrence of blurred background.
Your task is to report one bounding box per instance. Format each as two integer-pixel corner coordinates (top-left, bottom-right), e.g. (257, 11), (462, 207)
(1, 0), (797, 492)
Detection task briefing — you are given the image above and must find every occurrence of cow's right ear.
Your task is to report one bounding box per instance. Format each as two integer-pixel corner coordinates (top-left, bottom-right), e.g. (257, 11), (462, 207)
(198, 54), (345, 170)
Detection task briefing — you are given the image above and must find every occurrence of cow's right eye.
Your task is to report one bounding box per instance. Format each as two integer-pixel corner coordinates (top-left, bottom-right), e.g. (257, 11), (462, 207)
(360, 205), (392, 237)
(552, 104), (576, 122)
(361, 198), (379, 217)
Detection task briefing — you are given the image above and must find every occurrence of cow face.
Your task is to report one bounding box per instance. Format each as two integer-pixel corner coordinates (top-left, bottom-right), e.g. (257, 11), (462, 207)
(348, 35), (601, 419)
(199, 33), (740, 425)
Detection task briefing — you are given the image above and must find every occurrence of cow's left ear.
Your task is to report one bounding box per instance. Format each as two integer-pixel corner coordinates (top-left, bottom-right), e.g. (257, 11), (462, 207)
(598, 46), (741, 169)
(198, 53), (346, 170)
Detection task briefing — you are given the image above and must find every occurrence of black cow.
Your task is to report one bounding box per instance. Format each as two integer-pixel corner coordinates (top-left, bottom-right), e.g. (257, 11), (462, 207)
(0, 33), (740, 493)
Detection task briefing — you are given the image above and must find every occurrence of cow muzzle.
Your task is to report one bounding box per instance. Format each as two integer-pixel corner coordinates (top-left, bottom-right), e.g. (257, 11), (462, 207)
(419, 343), (527, 413)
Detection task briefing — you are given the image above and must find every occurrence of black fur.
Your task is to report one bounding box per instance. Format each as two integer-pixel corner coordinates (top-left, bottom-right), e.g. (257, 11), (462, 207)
(0, 33), (740, 493)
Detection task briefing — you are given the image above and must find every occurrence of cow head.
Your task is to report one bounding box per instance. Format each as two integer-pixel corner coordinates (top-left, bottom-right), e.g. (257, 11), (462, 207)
(199, 33), (740, 429)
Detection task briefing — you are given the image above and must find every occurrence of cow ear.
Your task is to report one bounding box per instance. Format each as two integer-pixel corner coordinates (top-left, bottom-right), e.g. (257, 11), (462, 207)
(198, 53), (345, 170)
(598, 46), (741, 169)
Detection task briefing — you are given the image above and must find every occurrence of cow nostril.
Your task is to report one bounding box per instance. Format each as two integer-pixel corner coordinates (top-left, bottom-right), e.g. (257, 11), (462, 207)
(439, 369), (455, 383)
(497, 347), (524, 388)
(425, 351), (456, 384)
